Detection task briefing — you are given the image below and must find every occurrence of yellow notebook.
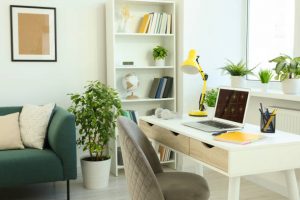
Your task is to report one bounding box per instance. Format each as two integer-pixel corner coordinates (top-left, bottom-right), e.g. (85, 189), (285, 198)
(214, 132), (262, 145)
(138, 14), (150, 33)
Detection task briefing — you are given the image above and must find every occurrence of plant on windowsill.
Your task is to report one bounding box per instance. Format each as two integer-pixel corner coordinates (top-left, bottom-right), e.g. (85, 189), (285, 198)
(204, 88), (218, 117)
(220, 60), (256, 88)
(269, 55), (300, 95)
(68, 81), (122, 189)
(153, 45), (168, 66)
(258, 69), (273, 93)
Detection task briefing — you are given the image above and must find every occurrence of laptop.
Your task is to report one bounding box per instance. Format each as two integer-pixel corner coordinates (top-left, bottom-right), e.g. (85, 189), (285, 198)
(183, 87), (250, 132)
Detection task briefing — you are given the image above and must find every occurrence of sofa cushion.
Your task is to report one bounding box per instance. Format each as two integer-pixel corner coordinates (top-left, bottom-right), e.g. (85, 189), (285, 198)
(20, 103), (55, 149)
(0, 113), (24, 150)
(0, 149), (64, 187)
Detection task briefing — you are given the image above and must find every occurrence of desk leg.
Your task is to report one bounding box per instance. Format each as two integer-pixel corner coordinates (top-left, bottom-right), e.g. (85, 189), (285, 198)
(228, 177), (240, 200)
(285, 169), (299, 200)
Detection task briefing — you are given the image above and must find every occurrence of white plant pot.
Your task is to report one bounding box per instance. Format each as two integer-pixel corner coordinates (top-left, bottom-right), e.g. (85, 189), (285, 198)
(81, 157), (111, 189)
(155, 59), (165, 66)
(231, 76), (246, 88)
(206, 106), (215, 118)
(260, 83), (269, 93)
(281, 79), (300, 95)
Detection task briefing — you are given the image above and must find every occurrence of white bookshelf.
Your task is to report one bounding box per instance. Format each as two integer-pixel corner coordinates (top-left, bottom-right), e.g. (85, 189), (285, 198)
(106, 0), (177, 176)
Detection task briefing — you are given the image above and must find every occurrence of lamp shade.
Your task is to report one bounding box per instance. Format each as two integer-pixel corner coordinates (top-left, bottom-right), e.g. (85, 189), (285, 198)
(181, 49), (199, 75)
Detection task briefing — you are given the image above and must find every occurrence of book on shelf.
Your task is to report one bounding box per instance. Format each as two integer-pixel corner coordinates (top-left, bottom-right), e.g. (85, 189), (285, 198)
(137, 12), (172, 34)
(121, 110), (139, 124)
(158, 145), (173, 162)
(149, 77), (173, 99)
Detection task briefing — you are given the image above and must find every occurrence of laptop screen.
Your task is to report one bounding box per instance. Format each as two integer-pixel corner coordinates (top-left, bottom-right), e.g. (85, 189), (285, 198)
(214, 88), (249, 123)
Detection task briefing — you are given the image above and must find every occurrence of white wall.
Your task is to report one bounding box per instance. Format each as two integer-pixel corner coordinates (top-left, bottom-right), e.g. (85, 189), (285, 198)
(0, 0), (107, 108)
(180, 0), (248, 112)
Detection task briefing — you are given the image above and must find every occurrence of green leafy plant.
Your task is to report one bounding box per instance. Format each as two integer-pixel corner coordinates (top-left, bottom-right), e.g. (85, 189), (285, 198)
(204, 89), (218, 107)
(269, 55), (300, 81)
(68, 81), (122, 161)
(153, 45), (168, 60)
(220, 60), (256, 76)
(258, 69), (273, 83)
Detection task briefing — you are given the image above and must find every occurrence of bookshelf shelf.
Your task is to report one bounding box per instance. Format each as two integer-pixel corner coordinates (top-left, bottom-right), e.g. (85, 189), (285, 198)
(121, 97), (174, 103)
(116, 66), (174, 69)
(115, 33), (175, 37)
(106, 0), (177, 176)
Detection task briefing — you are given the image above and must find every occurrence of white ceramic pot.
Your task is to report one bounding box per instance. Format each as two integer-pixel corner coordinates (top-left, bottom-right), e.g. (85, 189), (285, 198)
(81, 157), (111, 189)
(231, 76), (246, 88)
(281, 79), (300, 95)
(260, 83), (269, 93)
(155, 59), (165, 66)
(206, 106), (215, 118)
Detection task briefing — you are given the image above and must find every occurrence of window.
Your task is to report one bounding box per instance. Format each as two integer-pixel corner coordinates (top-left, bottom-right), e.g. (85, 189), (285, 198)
(247, 0), (295, 80)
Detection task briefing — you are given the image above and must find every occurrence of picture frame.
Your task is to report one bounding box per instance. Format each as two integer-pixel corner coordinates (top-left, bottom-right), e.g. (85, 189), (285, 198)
(10, 5), (57, 62)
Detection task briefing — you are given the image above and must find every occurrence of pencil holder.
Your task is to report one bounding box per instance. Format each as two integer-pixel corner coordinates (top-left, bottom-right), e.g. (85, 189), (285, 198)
(260, 113), (276, 133)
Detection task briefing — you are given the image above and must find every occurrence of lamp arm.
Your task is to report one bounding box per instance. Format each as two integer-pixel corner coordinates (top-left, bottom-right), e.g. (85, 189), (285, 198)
(196, 56), (208, 111)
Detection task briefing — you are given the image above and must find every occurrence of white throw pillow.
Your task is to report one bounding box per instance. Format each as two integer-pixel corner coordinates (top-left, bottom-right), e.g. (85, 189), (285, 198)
(20, 103), (55, 149)
(0, 112), (24, 150)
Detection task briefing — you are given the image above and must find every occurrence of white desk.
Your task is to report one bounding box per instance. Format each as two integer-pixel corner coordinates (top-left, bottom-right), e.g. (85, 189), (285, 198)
(139, 115), (300, 200)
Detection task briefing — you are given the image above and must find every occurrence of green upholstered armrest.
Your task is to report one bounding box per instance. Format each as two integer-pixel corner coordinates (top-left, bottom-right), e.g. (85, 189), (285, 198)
(48, 107), (77, 180)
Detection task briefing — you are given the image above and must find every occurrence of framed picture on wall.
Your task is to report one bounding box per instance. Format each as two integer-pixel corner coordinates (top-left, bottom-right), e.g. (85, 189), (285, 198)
(10, 5), (57, 62)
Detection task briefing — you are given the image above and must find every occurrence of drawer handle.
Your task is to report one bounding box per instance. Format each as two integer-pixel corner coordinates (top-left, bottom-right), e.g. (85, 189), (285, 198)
(202, 142), (214, 149)
(147, 122), (154, 127)
(171, 131), (179, 136)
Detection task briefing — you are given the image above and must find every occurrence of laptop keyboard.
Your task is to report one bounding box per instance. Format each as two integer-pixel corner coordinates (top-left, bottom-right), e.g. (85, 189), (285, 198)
(199, 120), (238, 129)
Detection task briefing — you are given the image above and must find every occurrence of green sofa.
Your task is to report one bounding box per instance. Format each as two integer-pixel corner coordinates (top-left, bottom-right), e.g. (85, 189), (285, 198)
(0, 106), (77, 200)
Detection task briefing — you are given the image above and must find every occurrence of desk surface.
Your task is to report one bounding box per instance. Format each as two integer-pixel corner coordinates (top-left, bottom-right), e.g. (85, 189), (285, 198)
(140, 115), (300, 151)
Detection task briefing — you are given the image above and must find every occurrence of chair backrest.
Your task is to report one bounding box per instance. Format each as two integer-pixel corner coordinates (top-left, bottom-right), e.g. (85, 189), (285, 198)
(117, 116), (164, 200)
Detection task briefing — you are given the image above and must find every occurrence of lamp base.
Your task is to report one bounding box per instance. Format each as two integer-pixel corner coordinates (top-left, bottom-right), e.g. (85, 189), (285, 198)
(188, 110), (208, 117)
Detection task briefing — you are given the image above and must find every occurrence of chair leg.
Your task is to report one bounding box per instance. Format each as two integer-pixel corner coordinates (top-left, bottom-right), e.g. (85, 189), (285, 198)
(67, 180), (70, 200)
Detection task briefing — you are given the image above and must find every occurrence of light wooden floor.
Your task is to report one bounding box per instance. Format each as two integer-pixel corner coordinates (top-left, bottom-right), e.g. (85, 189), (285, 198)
(0, 169), (287, 200)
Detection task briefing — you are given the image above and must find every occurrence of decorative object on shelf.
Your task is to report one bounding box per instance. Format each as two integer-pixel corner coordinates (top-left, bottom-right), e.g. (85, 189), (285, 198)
(181, 49), (208, 117)
(10, 5), (57, 62)
(270, 55), (300, 94)
(118, 5), (132, 33)
(122, 61), (134, 66)
(204, 89), (218, 117)
(220, 60), (256, 88)
(68, 81), (122, 189)
(122, 73), (140, 99)
(155, 108), (176, 120)
(153, 45), (168, 66)
(258, 69), (273, 92)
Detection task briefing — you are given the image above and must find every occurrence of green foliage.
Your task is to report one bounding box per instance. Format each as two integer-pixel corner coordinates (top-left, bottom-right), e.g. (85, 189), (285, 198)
(258, 69), (273, 83)
(204, 89), (218, 107)
(220, 60), (256, 76)
(269, 54), (300, 81)
(153, 45), (168, 60)
(68, 81), (122, 161)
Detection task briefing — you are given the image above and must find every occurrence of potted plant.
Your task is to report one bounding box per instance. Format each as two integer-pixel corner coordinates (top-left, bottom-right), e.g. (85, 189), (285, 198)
(220, 60), (255, 88)
(270, 55), (300, 94)
(68, 81), (122, 189)
(153, 45), (168, 66)
(258, 69), (273, 93)
(204, 89), (218, 117)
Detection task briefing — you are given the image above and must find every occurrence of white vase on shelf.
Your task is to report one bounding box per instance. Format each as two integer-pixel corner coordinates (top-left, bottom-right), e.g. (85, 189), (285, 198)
(260, 83), (269, 93)
(155, 59), (165, 66)
(281, 79), (300, 95)
(231, 76), (246, 88)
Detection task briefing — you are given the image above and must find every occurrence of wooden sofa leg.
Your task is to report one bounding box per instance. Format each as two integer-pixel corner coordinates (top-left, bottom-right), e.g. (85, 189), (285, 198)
(67, 180), (70, 200)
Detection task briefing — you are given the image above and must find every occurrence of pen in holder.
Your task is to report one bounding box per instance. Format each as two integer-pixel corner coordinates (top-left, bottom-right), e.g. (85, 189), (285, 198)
(260, 113), (276, 133)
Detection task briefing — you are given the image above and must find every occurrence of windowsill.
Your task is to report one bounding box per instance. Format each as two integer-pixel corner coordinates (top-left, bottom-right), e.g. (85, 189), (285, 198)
(250, 88), (300, 102)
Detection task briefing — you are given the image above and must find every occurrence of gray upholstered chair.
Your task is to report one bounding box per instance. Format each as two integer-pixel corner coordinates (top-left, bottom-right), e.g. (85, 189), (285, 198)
(117, 116), (210, 200)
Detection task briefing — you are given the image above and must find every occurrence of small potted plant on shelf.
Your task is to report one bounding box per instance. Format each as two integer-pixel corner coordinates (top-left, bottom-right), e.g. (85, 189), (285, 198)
(220, 60), (256, 88)
(68, 81), (122, 189)
(204, 88), (218, 117)
(270, 55), (300, 94)
(153, 45), (168, 66)
(258, 69), (273, 93)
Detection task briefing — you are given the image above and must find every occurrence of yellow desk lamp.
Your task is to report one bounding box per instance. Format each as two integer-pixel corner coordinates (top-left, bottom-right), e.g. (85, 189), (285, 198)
(182, 49), (208, 117)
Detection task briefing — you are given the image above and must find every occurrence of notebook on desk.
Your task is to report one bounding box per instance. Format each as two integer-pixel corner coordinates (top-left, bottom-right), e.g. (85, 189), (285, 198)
(214, 132), (263, 145)
(183, 87), (250, 132)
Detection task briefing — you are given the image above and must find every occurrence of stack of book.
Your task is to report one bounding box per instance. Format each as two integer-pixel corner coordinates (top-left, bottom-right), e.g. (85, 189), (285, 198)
(149, 76), (173, 99)
(138, 12), (172, 34)
(121, 110), (139, 124)
(158, 145), (173, 162)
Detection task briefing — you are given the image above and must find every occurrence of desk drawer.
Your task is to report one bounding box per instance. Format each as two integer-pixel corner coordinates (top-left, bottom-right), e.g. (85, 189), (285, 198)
(190, 139), (228, 172)
(140, 120), (190, 155)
